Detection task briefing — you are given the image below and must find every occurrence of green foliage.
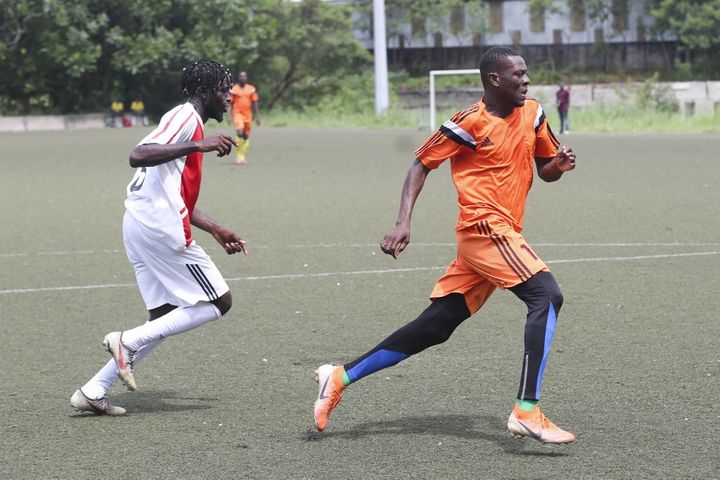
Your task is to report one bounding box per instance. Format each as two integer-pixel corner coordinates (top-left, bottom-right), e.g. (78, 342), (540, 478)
(620, 72), (678, 112)
(248, 0), (371, 111)
(354, 0), (488, 46)
(646, 0), (720, 76)
(0, 0), (368, 116)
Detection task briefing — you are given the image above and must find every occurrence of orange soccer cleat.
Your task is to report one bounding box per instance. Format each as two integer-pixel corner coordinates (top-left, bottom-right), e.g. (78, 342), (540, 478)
(507, 404), (576, 445)
(313, 364), (346, 432)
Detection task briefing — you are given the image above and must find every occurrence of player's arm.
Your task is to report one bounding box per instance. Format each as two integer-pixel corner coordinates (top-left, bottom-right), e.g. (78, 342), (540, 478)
(380, 158), (432, 259)
(129, 135), (236, 168)
(190, 208), (248, 256)
(535, 145), (576, 182)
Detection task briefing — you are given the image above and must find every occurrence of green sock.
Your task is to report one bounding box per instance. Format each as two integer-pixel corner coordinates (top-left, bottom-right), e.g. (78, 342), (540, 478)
(516, 399), (538, 411)
(342, 371), (352, 387)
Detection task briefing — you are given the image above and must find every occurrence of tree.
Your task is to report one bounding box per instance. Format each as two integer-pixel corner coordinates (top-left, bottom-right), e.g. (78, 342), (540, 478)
(646, 0), (720, 76)
(0, 0), (369, 115)
(248, 0), (370, 111)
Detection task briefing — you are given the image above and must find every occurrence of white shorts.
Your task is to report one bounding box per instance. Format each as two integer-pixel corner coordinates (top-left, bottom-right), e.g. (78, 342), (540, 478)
(123, 211), (230, 310)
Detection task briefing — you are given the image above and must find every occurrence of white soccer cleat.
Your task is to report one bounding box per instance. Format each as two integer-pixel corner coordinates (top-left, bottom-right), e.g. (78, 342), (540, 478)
(70, 389), (126, 416)
(103, 331), (137, 391)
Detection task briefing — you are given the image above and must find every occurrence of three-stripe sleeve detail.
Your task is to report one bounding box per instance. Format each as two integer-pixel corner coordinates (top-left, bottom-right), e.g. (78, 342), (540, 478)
(439, 120), (477, 150)
(533, 105), (545, 133)
(186, 264), (218, 300)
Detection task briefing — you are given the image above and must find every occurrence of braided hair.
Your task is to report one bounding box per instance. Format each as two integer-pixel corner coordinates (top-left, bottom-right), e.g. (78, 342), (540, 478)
(180, 60), (232, 99)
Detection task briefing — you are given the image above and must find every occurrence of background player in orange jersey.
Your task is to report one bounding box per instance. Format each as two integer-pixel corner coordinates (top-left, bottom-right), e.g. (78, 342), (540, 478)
(313, 47), (578, 445)
(229, 70), (261, 165)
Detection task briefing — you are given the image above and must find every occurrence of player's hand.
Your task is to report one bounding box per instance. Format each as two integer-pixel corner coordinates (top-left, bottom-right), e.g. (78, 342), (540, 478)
(197, 135), (236, 157)
(380, 224), (411, 259)
(553, 146), (576, 172)
(212, 228), (248, 255)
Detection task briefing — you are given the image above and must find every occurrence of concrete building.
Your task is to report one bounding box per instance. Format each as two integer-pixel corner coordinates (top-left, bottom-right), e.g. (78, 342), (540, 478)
(351, 0), (677, 73)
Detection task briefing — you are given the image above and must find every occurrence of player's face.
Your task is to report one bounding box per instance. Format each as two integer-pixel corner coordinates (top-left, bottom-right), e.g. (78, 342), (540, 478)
(207, 79), (232, 122)
(496, 56), (530, 107)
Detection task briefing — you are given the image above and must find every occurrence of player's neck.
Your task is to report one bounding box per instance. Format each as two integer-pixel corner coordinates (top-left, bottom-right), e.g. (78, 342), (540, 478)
(482, 96), (514, 118)
(188, 96), (208, 123)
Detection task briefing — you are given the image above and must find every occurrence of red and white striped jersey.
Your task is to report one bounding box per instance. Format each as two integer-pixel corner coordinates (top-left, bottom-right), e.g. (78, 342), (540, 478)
(125, 102), (204, 249)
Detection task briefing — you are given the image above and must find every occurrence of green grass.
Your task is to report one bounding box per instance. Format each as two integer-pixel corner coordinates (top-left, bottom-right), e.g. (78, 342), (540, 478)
(264, 103), (720, 133)
(564, 104), (720, 133)
(1, 127), (719, 479)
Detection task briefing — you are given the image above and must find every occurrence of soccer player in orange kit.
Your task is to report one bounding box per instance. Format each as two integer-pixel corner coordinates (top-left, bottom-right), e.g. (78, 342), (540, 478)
(313, 47), (578, 445)
(229, 70), (261, 165)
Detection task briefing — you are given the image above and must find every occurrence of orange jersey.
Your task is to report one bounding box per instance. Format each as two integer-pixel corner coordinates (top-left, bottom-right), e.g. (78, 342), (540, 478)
(230, 83), (259, 118)
(415, 99), (559, 232)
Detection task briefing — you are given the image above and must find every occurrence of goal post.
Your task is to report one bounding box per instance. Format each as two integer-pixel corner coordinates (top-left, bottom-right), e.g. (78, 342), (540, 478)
(429, 69), (480, 131)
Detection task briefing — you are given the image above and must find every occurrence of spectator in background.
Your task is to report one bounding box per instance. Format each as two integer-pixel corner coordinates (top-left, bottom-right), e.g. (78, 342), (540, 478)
(111, 101), (124, 128)
(130, 100), (147, 126)
(556, 82), (570, 134)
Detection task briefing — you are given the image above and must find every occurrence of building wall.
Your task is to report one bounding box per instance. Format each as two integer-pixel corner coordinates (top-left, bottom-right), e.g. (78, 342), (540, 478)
(380, 41), (677, 75)
(355, 0), (672, 49)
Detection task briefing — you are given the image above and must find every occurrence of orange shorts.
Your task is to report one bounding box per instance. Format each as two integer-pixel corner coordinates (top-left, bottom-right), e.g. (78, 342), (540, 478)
(430, 215), (549, 314)
(232, 114), (252, 135)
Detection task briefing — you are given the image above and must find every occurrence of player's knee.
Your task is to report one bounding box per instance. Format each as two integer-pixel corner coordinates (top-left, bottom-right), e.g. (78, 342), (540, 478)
(414, 294), (470, 346)
(213, 292), (232, 316)
(541, 274), (563, 310)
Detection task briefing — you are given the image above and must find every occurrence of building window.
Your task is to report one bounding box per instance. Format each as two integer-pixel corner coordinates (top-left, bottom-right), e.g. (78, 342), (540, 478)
(411, 16), (425, 37)
(473, 32), (483, 47)
(553, 29), (562, 44)
(529, 4), (545, 33)
(637, 19), (646, 42)
(569, 0), (585, 32)
(434, 31), (443, 47)
(398, 34), (406, 49)
(612, 0), (629, 31)
(489, 1), (503, 33)
(594, 28), (604, 43)
(511, 30), (522, 46)
(450, 5), (465, 35)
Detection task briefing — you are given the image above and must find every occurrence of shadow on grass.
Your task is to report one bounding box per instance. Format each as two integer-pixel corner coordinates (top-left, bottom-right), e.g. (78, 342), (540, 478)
(303, 414), (570, 457)
(70, 390), (220, 417)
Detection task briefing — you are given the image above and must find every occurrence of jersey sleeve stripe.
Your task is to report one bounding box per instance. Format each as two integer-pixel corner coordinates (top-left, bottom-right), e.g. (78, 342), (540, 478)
(146, 108), (184, 142)
(414, 131), (445, 157)
(453, 103), (480, 123)
(440, 120), (476, 150)
(534, 111), (546, 134)
(546, 122), (560, 148)
(166, 114), (196, 144)
(533, 104), (544, 129)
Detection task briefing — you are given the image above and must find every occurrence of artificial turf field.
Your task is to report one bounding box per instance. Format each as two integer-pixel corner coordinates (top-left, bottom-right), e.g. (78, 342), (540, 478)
(1, 126), (719, 479)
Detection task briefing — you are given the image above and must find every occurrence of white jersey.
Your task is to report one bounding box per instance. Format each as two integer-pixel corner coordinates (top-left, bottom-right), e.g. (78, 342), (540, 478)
(125, 103), (205, 250)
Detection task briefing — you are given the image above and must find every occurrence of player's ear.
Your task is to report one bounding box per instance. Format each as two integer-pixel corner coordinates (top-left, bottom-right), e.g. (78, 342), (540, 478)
(488, 72), (500, 87)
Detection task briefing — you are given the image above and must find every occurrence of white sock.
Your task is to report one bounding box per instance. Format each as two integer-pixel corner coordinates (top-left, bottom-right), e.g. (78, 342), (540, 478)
(121, 302), (221, 351)
(81, 339), (161, 399)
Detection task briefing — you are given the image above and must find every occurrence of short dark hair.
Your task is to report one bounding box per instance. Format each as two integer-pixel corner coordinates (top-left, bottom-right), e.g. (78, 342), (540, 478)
(181, 60), (232, 99)
(479, 46), (521, 85)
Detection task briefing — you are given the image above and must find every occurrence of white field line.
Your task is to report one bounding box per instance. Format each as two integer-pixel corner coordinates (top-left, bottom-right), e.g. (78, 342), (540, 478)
(1, 242), (720, 258)
(1, 250), (718, 295)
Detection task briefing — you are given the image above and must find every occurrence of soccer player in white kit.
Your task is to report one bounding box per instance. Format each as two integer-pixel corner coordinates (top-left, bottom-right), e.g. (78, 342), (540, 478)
(71, 60), (246, 415)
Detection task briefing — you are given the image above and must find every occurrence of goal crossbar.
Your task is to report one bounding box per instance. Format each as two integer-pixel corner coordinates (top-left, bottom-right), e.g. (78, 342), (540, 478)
(429, 69), (480, 131)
